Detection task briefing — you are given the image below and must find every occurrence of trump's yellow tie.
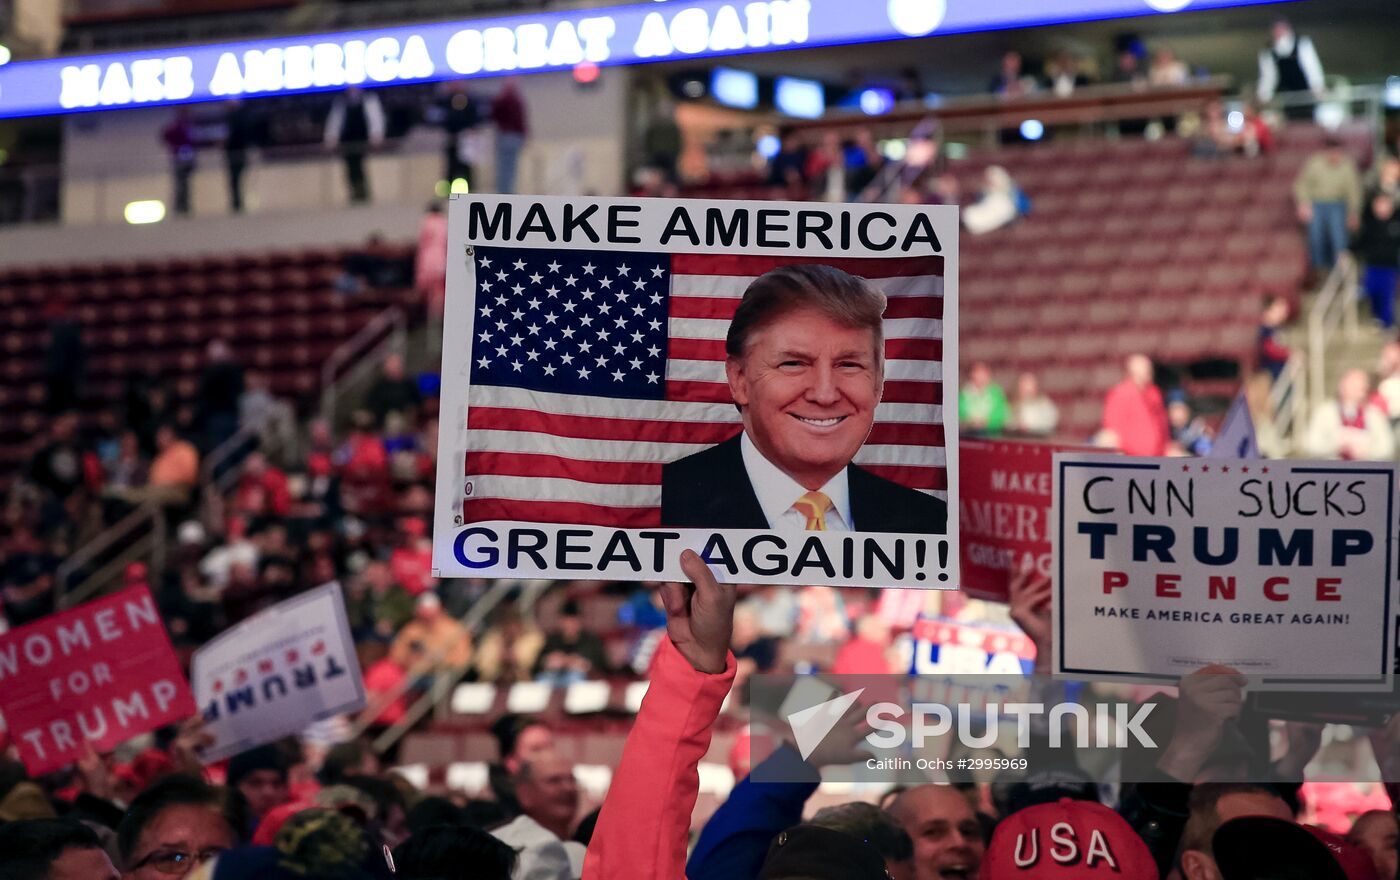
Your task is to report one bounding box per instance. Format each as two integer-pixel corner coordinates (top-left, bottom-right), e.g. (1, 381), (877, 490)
(793, 491), (833, 531)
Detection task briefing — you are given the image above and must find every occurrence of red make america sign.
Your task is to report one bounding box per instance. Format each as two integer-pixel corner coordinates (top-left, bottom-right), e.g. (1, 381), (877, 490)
(959, 439), (1085, 602)
(0, 586), (195, 775)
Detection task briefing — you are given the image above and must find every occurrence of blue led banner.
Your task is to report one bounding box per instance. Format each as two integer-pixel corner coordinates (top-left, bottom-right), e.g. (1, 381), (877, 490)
(0, 0), (1292, 119)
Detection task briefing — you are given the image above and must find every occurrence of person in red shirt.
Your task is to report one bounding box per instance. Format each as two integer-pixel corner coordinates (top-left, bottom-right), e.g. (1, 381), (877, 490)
(389, 516), (434, 596)
(832, 615), (897, 675)
(231, 452), (291, 518)
(1101, 354), (1171, 457)
(362, 652), (411, 731)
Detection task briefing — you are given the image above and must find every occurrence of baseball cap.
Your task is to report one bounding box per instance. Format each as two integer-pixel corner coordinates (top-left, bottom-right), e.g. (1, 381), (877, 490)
(757, 824), (892, 880)
(978, 798), (1156, 879)
(1214, 816), (1380, 880)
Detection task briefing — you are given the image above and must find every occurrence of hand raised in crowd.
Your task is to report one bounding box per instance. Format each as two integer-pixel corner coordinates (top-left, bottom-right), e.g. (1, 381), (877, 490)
(170, 715), (216, 774)
(659, 550), (737, 674)
(1156, 664), (1246, 782)
(75, 744), (116, 802)
(770, 679), (874, 769)
(1366, 713), (1400, 782)
(1008, 567), (1053, 675)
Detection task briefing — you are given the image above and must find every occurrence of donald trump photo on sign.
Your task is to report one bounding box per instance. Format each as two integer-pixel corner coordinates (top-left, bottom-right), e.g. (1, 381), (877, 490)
(661, 264), (947, 534)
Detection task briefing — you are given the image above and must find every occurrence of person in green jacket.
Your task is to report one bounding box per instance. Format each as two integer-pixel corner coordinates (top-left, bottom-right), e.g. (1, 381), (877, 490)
(959, 361), (1010, 436)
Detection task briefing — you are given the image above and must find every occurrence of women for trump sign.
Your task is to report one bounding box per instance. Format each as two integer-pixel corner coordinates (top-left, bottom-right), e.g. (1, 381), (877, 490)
(432, 195), (959, 587)
(0, 587), (195, 775)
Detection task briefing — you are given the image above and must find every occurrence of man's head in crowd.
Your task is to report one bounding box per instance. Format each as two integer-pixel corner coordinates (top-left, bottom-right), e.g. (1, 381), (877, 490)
(724, 264), (886, 491)
(50, 411), (79, 443)
(978, 797), (1157, 879)
(758, 823), (893, 880)
(557, 600), (584, 640)
(1347, 810), (1398, 880)
(514, 751), (580, 841)
(249, 522), (289, 561)
(1261, 295), (1290, 328)
(887, 784), (984, 880)
(206, 339), (233, 363)
(811, 801), (915, 880)
(1177, 782), (1292, 880)
(1339, 368), (1371, 409)
(1373, 192), (1395, 222)
(226, 745), (290, 822)
(968, 362), (993, 391)
(362, 560), (395, 595)
(404, 797), (465, 838)
(731, 603), (761, 650)
(392, 824), (518, 880)
(1124, 354), (1154, 389)
(117, 774), (242, 879)
(1167, 392), (1193, 431)
(0, 818), (120, 880)
(382, 353), (406, 381)
(1323, 134), (1347, 161)
(1214, 816), (1378, 880)
(319, 740), (382, 788)
(491, 714), (555, 773)
(1015, 372), (1040, 401)
(414, 591), (443, 622)
(155, 424), (179, 452)
(342, 775), (410, 845)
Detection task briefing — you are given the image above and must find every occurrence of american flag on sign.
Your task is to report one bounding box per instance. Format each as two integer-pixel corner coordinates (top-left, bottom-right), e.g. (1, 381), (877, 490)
(463, 247), (945, 528)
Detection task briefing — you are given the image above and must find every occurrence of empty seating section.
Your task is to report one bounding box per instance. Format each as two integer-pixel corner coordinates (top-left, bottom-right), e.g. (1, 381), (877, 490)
(0, 244), (413, 471)
(958, 131), (1328, 439)
(687, 125), (1366, 440)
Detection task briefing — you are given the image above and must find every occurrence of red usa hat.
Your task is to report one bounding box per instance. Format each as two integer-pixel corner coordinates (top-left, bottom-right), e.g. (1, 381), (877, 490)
(1307, 826), (1383, 880)
(978, 798), (1156, 879)
(1214, 817), (1380, 880)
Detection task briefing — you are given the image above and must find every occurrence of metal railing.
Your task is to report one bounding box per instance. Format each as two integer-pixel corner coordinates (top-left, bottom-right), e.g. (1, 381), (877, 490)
(860, 116), (940, 205)
(54, 501), (167, 609)
(1307, 253), (1361, 414)
(1270, 354), (1305, 452)
(349, 578), (538, 755)
(320, 305), (409, 426)
(200, 423), (263, 496)
(0, 136), (438, 228)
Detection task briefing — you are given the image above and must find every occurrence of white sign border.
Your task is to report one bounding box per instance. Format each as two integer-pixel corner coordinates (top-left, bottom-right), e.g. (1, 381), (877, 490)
(1051, 454), (1398, 692)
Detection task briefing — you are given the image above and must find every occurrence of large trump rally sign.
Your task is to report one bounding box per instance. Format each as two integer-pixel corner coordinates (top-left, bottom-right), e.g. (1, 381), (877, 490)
(1053, 455), (1399, 690)
(432, 195), (958, 587)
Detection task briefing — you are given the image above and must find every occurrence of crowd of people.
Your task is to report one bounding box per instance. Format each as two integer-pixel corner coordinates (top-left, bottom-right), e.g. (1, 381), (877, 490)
(747, 19), (1331, 218)
(6, 545), (1400, 880)
(9, 12), (1400, 880)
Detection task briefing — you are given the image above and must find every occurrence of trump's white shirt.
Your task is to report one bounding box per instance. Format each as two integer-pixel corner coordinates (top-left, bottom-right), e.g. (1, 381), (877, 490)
(740, 431), (853, 531)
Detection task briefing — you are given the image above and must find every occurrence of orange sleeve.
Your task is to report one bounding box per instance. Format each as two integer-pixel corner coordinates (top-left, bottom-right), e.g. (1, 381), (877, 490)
(582, 637), (736, 880)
